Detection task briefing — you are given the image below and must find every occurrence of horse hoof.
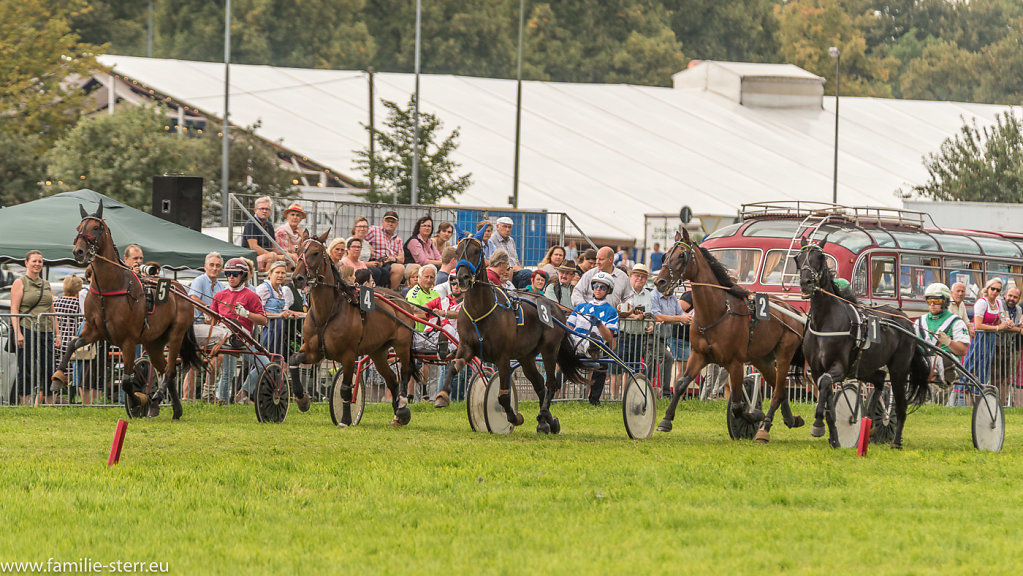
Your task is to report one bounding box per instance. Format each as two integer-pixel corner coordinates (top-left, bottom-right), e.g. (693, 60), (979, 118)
(433, 391), (450, 408)
(810, 424), (825, 438)
(147, 403), (161, 419)
(49, 371), (67, 392)
(537, 422), (551, 434)
(512, 412), (525, 426)
(788, 415), (805, 429)
(891, 442), (903, 450)
(549, 417), (561, 435)
(828, 437), (840, 449)
(172, 406), (183, 420)
(389, 417), (403, 427)
(295, 394), (311, 413)
(656, 420), (673, 433)
(750, 409), (766, 422)
(754, 430), (770, 443)
(134, 392), (150, 406)
(395, 406), (412, 426)
(337, 422), (349, 429)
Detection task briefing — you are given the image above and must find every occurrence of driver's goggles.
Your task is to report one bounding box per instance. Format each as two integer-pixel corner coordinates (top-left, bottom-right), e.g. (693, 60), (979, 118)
(925, 296), (944, 305)
(591, 283), (610, 291)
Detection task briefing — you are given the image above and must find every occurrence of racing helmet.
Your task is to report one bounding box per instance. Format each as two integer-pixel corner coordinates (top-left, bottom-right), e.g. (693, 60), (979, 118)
(591, 271), (615, 291)
(924, 282), (951, 306)
(224, 257), (250, 279)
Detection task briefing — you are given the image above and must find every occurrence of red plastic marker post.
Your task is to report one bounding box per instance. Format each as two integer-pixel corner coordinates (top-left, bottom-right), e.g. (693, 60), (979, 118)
(857, 417), (872, 457)
(108, 420), (128, 466)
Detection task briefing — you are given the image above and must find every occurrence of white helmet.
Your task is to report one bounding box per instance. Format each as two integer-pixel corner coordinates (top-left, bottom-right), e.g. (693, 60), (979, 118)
(591, 271), (615, 291)
(924, 282), (951, 306)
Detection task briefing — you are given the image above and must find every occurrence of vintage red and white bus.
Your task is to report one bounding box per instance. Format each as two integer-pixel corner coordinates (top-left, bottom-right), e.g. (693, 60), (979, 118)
(699, 201), (1023, 316)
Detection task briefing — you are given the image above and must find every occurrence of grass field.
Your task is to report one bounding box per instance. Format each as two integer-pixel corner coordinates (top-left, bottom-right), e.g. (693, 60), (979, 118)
(1, 399), (1021, 575)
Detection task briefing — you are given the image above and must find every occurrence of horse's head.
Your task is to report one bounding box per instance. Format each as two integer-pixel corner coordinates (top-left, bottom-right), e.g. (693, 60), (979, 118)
(453, 235), (486, 290)
(654, 228), (695, 295)
(292, 230), (331, 290)
(73, 203), (106, 265)
(795, 237), (829, 298)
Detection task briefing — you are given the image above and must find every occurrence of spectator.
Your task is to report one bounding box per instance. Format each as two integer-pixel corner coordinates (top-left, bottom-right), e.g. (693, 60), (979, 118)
(349, 217), (374, 262)
(326, 238), (347, 269)
(211, 258), (267, 405)
(341, 237), (369, 272)
(544, 262), (577, 310)
(365, 210), (406, 290)
(527, 270), (548, 293)
(244, 261), (304, 397)
(274, 203), (306, 266)
(339, 265), (356, 285)
(406, 215), (442, 267)
(955, 278), (1009, 406)
(577, 248), (597, 274)
(186, 252), (226, 402)
(572, 246), (633, 309)
(996, 285), (1023, 405)
(354, 268), (374, 287)
(565, 240), (579, 261)
(650, 242), (664, 272)
(566, 271), (620, 406)
(432, 221), (455, 255)
(487, 216), (532, 288)
(10, 250), (58, 406)
(478, 221), (495, 258)
(650, 282), (693, 398)
(54, 275), (84, 404)
(538, 246), (566, 279)
(402, 263), (421, 297)
(123, 244), (144, 272)
(436, 247), (457, 286)
(486, 250), (510, 287)
(406, 264), (439, 399)
(949, 281), (974, 337)
(615, 264), (654, 395)
(426, 276), (465, 404)
(613, 246), (633, 269)
(242, 196), (281, 271)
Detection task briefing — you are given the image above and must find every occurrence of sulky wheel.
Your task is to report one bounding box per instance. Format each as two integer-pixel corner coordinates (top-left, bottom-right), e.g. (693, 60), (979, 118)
(329, 368), (365, 427)
(726, 376), (764, 440)
(124, 357), (156, 420)
(972, 389), (1004, 453)
(483, 372), (519, 435)
(865, 385), (898, 445)
(254, 362), (289, 424)
(465, 371), (488, 432)
(623, 373), (657, 439)
(830, 383), (862, 449)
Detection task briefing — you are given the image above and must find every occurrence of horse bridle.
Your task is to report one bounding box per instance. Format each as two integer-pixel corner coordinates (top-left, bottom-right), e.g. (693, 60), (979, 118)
(74, 216), (106, 264)
(298, 237), (334, 290)
(659, 239), (694, 293)
(797, 244), (826, 295)
(454, 238), (486, 289)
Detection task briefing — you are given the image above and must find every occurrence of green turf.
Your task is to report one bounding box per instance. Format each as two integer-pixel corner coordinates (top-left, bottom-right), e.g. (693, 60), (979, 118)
(0, 400), (1020, 575)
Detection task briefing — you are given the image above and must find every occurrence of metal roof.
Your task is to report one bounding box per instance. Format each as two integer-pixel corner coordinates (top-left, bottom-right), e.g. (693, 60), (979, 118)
(96, 55), (1012, 242)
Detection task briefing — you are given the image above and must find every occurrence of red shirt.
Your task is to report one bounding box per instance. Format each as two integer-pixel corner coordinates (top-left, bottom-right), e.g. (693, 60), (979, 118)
(213, 287), (264, 333)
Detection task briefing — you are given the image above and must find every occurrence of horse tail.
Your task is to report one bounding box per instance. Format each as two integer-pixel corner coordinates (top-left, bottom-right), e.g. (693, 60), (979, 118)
(788, 341), (806, 382)
(179, 326), (205, 372)
(557, 330), (586, 385)
(907, 343), (930, 406)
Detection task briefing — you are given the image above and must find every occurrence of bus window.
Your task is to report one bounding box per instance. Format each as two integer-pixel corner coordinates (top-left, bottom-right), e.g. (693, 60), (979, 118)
(987, 261), (1023, 293)
(707, 248), (762, 284)
(853, 259), (867, 297)
(871, 256), (897, 298)
(890, 230), (939, 251)
(866, 229), (897, 248)
(945, 258), (982, 300)
(742, 220), (800, 239)
(900, 254), (940, 299)
(761, 249), (836, 285)
(812, 225), (873, 253)
(932, 233), (981, 256)
(974, 236), (1021, 258)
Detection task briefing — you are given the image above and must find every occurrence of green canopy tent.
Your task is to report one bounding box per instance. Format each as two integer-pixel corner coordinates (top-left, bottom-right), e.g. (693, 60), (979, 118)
(0, 189), (254, 270)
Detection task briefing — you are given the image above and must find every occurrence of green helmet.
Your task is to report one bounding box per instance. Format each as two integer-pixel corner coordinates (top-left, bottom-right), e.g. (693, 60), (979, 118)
(924, 282), (951, 301)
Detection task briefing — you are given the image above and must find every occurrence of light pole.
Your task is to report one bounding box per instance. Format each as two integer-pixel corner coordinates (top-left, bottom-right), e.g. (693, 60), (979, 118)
(828, 46), (840, 205)
(222, 0), (231, 225)
(411, 0), (422, 206)
(511, 0), (525, 209)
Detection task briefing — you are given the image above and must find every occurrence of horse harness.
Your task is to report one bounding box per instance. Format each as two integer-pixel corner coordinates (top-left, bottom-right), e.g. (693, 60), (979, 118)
(76, 217), (150, 341)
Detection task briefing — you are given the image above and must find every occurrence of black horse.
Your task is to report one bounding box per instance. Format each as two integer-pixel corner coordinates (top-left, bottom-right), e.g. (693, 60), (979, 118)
(440, 235), (585, 434)
(795, 239), (929, 449)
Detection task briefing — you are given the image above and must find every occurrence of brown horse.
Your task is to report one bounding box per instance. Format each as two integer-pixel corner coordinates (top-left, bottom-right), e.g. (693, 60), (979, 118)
(440, 235), (585, 434)
(53, 203), (203, 419)
(289, 231), (420, 427)
(653, 228), (805, 442)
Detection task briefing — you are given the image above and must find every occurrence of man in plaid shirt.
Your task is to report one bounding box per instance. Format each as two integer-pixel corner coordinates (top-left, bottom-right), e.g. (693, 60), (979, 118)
(365, 210), (406, 290)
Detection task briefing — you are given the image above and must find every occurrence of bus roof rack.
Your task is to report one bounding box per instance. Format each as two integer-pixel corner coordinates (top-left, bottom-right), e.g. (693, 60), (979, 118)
(740, 201), (935, 230)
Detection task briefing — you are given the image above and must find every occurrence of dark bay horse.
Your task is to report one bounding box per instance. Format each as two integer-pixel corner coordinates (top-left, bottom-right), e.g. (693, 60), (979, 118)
(653, 228), (806, 442)
(290, 231), (420, 427)
(795, 240), (929, 449)
(53, 203), (203, 419)
(441, 235), (585, 434)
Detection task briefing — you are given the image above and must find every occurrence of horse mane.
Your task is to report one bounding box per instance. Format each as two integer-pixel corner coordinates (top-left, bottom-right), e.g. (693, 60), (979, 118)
(816, 256), (857, 303)
(697, 246), (750, 298)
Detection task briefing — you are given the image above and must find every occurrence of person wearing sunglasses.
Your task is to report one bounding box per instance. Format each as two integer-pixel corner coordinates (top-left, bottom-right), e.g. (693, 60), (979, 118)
(914, 283), (970, 392)
(952, 278), (1012, 407)
(211, 258), (267, 406)
(566, 271), (620, 406)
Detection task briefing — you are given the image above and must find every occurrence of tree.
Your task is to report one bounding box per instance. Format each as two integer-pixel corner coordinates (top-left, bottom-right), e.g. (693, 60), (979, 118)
(903, 111), (1023, 203)
(354, 96), (472, 205)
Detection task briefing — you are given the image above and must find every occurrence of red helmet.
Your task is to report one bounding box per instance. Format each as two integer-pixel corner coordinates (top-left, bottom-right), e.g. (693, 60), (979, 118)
(224, 257), (249, 277)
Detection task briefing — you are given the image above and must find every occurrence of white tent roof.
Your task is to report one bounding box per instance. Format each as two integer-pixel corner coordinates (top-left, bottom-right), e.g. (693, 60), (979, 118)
(96, 55), (1011, 242)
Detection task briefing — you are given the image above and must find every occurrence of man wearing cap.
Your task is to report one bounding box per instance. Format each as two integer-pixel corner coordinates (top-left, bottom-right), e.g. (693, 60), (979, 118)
(572, 246), (633, 309)
(616, 264), (656, 385)
(544, 261), (578, 310)
(243, 196), (282, 271)
(487, 216), (532, 289)
(274, 202), (307, 267)
(365, 211), (406, 290)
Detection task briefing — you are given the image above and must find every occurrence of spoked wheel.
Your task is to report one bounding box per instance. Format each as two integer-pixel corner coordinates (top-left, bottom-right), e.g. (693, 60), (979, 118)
(124, 357), (157, 420)
(866, 385), (898, 444)
(972, 389), (1004, 453)
(726, 376), (764, 440)
(483, 372), (520, 435)
(465, 371), (488, 432)
(623, 373), (657, 439)
(830, 383), (862, 449)
(329, 368), (365, 427)
(254, 363), (289, 424)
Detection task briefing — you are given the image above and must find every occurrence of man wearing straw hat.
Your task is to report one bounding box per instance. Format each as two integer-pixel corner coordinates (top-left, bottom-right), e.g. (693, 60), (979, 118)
(274, 202), (307, 267)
